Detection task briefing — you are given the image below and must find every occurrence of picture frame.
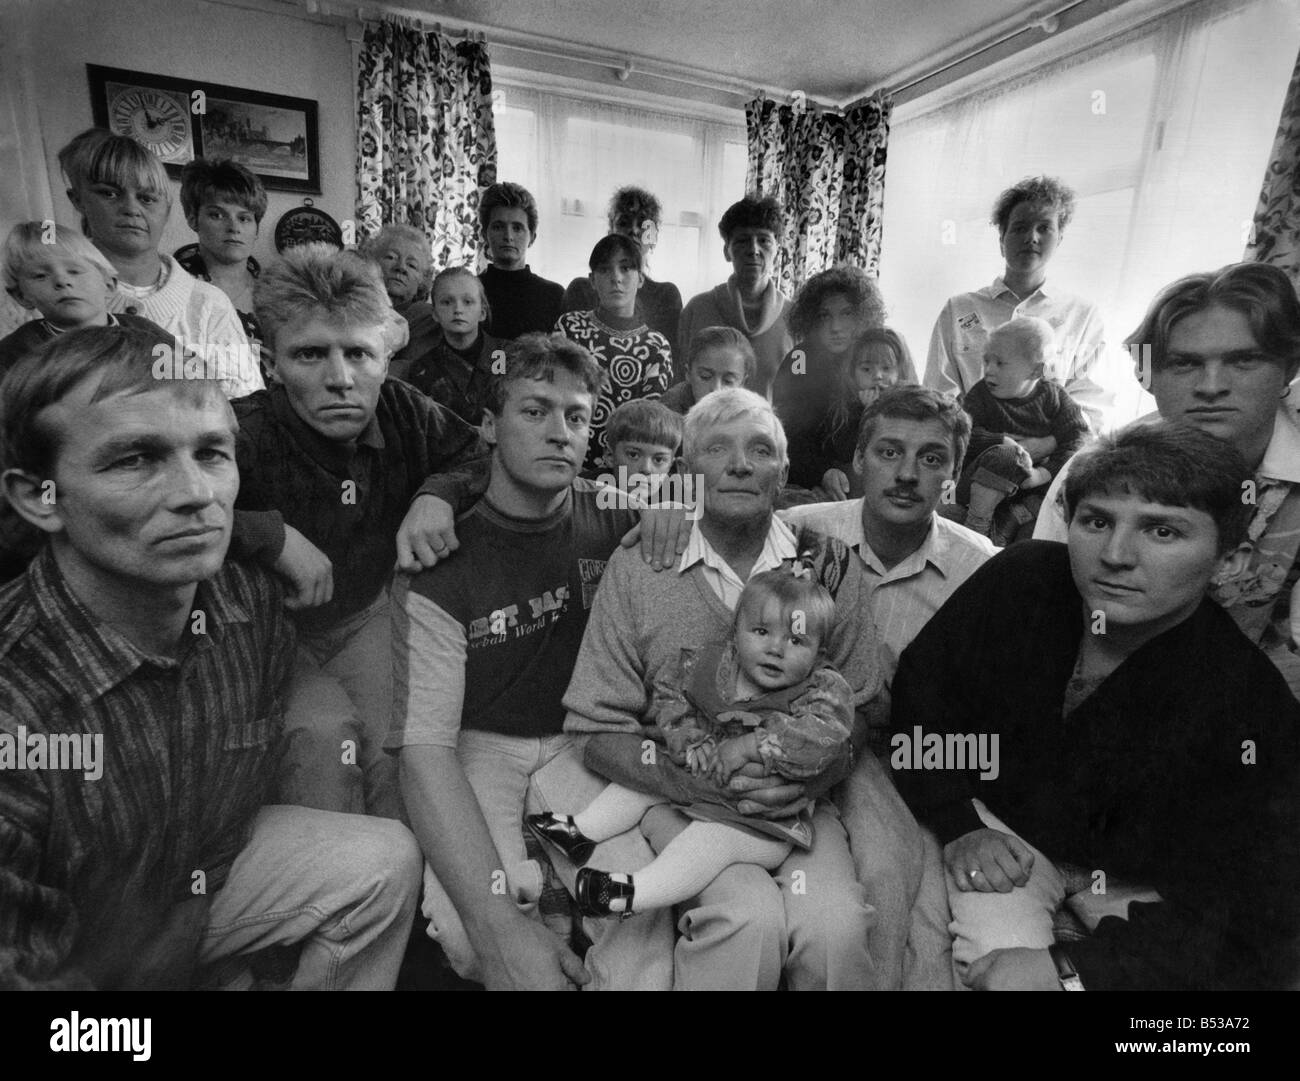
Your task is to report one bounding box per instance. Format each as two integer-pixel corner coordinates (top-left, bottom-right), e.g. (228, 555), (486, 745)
(87, 65), (321, 194)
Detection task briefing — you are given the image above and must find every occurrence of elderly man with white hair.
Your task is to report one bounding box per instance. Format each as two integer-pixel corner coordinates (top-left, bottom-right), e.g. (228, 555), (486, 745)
(562, 387), (920, 989)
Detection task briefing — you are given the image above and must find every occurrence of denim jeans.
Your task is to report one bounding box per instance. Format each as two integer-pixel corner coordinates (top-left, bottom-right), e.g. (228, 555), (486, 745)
(278, 591), (401, 819)
(421, 732), (674, 990)
(199, 805), (421, 990)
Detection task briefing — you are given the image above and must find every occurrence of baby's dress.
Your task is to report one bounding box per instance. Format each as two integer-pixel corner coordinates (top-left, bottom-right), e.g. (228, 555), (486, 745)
(648, 639), (855, 849)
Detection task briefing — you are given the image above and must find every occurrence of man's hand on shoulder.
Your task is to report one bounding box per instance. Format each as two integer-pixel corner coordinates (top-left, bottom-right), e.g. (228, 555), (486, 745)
(397, 494), (460, 573)
(619, 501), (693, 572)
(480, 916), (590, 991)
(274, 525), (333, 610)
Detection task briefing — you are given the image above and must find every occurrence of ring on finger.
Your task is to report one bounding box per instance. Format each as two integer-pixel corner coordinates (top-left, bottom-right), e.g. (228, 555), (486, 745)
(968, 868), (983, 880)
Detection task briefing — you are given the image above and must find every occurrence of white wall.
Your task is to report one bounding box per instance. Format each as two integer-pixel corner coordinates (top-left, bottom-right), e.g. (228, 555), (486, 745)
(11, 0), (356, 267)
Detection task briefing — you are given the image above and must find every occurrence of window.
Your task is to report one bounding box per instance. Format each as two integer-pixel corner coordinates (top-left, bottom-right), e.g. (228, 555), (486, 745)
(880, 0), (1300, 426)
(494, 85), (748, 305)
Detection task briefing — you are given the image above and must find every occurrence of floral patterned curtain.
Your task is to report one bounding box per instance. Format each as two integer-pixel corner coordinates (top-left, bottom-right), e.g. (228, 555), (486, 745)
(355, 20), (497, 269)
(745, 90), (892, 295)
(1246, 44), (1300, 284)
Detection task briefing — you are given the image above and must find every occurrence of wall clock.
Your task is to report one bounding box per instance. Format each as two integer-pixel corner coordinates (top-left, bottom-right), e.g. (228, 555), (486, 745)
(87, 65), (321, 192)
(88, 66), (197, 174)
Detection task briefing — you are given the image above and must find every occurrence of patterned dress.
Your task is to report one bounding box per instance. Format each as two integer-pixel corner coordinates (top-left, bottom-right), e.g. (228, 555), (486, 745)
(554, 310), (673, 473)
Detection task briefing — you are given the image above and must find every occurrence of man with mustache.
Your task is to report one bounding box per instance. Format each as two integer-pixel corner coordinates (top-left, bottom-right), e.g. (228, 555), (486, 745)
(924, 176), (1112, 432)
(781, 385), (996, 989)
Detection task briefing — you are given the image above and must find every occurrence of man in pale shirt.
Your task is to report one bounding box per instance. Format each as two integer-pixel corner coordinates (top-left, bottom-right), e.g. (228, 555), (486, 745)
(925, 176), (1111, 432)
(1035, 261), (1300, 696)
(782, 385), (996, 687)
(782, 384), (995, 991)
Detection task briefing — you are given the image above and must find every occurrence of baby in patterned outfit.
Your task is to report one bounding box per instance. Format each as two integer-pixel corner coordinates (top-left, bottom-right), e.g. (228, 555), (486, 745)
(528, 564), (854, 916)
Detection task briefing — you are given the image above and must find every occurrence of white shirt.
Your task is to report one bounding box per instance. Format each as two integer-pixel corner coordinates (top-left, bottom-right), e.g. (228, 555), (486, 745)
(925, 276), (1111, 431)
(678, 512), (798, 609)
(780, 500), (996, 680)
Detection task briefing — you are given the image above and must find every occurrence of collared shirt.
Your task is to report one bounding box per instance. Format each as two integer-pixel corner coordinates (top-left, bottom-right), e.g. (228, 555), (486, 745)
(231, 379), (490, 634)
(925, 276), (1111, 430)
(780, 500), (996, 680)
(0, 549), (295, 989)
(678, 512), (798, 609)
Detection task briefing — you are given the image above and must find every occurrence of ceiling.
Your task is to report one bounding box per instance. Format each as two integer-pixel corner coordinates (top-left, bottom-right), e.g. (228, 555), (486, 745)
(382, 0), (1123, 105)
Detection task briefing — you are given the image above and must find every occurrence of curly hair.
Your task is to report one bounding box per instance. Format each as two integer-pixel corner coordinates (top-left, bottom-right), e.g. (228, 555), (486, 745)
(608, 187), (662, 233)
(991, 175), (1076, 234)
(787, 265), (887, 343)
(718, 195), (784, 243)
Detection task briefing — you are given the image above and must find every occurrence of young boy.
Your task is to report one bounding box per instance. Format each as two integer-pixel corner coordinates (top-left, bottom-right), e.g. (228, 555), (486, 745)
(954, 315), (1089, 543)
(478, 182), (564, 339)
(555, 234), (673, 474)
(175, 158), (267, 349)
(660, 325), (755, 415)
(0, 221), (166, 378)
(403, 265), (505, 427)
(360, 224), (439, 381)
(596, 398), (683, 502)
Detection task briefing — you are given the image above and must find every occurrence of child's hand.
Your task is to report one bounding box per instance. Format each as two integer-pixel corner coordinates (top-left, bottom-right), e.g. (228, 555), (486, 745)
(1020, 466), (1052, 490)
(821, 468), (851, 501)
(1016, 435), (1057, 462)
(710, 736), (758, 784)
(685, 742), (716, 776)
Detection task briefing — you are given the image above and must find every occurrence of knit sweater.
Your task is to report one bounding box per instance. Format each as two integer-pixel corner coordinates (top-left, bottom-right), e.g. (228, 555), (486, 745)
(961, 378), (1089, 480)
(563, 526), (883, 807)
(109, 254), (261, 398)
(480, 264), (564, 340)
(563, 276), (683, 347)
(678, 278), (792, 396)
(554, 309), (673, 472)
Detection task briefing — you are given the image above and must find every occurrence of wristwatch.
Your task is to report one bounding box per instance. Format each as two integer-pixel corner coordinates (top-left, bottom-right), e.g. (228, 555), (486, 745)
(1048, 944), (1085, 991)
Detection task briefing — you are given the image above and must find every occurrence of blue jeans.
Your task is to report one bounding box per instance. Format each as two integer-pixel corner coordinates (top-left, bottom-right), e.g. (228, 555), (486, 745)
(199, 805), (421, 989)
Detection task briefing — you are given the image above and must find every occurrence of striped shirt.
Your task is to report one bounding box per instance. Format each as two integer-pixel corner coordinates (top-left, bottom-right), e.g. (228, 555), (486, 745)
(780, 501), (996, 682)
(0, 550), (295, 989)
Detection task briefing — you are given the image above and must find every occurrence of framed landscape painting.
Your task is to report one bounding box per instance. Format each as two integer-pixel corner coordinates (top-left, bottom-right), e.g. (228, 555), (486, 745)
(87, 65), (321, 193)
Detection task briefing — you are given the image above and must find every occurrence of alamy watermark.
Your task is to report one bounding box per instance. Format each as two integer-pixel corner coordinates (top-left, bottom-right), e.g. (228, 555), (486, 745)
(0, 725), (103, 781)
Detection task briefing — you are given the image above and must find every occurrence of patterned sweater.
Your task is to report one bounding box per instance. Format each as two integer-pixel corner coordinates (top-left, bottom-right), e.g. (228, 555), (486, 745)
(554, 310), (673, 473)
